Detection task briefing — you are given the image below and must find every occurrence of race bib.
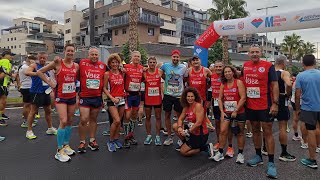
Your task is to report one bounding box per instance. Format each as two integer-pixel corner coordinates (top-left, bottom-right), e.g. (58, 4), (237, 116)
(213, 98), (219, 106)
(128, 82), (140, 91)
(247, 87), (260, 98)
(62, 82), (76, 93)
(148, 87), (160, 96)
(86, 79), (100, 89)
(224, 101), (237, 112)
(167, 85), (179, 93)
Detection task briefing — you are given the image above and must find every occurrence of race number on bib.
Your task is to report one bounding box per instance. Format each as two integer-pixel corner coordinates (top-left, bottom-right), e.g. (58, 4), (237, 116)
(62, 82), (76, 93)
(148, 87), (160, 96)
(167, 85), (179, 93)
(224, 101), (237, 112)
(247, 87), (260, 98)
(86, 79), (100, 89)
(213, 98), (219, 106)
(128, 82), (141, 91)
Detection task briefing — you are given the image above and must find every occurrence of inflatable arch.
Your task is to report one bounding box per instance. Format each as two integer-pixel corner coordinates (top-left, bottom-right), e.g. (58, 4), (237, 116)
(194, 8), (320, 67)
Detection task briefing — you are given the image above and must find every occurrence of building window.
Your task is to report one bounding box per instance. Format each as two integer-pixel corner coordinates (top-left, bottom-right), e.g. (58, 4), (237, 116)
(7, 38), (9, 41)
(95, 27), (98, 32)
(66, 40), (71, 44)
(65, 18), (71, 23)
(115, 30), (118, 36)
(11, 46), (13, 49)
(103, 37), (106, 41)
(95, 15), (98, 20)
(11, 38), (13, 41)
(148, 28), (154, 36)
(102, 13), (105, 18)
(19, 45), (21, 48)
(14, 46), (16, 49)
(122, 28), (126, 34)
(65, 29), (71, 34)
(14, 37), (16, 40)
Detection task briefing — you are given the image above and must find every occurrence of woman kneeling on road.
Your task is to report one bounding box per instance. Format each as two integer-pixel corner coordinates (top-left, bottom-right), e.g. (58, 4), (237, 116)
(173, 87), (214, 157)
(212, 65), (246, 164)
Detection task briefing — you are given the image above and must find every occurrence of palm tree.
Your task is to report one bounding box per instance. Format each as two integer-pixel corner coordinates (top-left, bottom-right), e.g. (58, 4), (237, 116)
(280, 33), (304, 72)
(208, 0), (249, 65)
(296, 42), (316, 61)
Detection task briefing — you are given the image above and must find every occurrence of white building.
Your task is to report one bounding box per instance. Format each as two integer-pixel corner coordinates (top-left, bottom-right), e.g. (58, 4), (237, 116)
(64, 5), (84, 45)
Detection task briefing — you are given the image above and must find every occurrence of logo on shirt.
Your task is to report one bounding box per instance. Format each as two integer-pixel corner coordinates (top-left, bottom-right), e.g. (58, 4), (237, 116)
(55, 98), (60, 102)
(168, 70), (180, 86)
(99, 64), (104, 69)
(258, 67), (265, 73)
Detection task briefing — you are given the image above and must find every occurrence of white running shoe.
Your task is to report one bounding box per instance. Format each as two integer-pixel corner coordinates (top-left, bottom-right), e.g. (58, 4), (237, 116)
(301, 141), (308, 149)
(46, 127), (57, 135)
(316, 147), (320, 153)
(26, 130), (37, 140)
(163, 137), (173, 146)
(63, 145), (76, 156)
(213, 151), (224, 162)
(55, 149), (71, 162)
(236, 153), (245, 164)
(292, 135), (302, 141)
(246, 132), (253, 138)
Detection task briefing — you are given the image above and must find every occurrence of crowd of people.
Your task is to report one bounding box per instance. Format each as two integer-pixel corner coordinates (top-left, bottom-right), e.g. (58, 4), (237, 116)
(0, 44), (319, 178)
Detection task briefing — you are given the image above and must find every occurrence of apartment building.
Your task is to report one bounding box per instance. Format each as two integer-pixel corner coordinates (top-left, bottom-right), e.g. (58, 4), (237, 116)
(64, 5), (84, 45)
(0, 17), (64, 55)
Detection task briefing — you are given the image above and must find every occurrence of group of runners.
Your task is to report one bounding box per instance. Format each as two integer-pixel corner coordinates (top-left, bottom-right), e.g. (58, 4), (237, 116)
(0, 43), (319, 179)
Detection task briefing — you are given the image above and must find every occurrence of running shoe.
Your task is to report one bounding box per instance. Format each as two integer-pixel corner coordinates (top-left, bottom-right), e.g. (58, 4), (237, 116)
(51, 108), (57, 114)
(286, 125), (290, 133)
(137, 120), (143, 126)
(26, 130), (37, 140)
(316, 147), (320, 153)
(301, 158), (318, 169)
(0, 119), (8, 127)
(226, 147), (234, 158)
(107, 141), (116, 152)
(144, 135), (152, 145)
(114, 139), (123, 149)
(102, 130), (110, 136)
(55, 149), (71, 162)
(0, 136), (5, 141)
(206, 119), (215, 131)
(123, 139), (130, 148)
(2, 114), (9, 120)
(208, 143), (214, 159)
(301, 141), (308, 149)
(279, 153), (296, 162)
(213, 151), (224, 162)
(46, 127), (57, 135)
(266, 162), (277, 179)
(74, 109), (80, 117)
(261, 148), (268, 156)
(63, 145), (76, 156)
(141, 115), (146, 120)
(163, 137), (173, 146)
(21, 121), (36, 128)
(292, 135), (302, 141)
(236, 153), (245, 164)
(129, 136), (137, 145)
(175, 139), (183, 151)
(119, 127), (125, 135)
(88, 140), (99, 151)
(101, 108), (107, 113)
(246, 132), (253, 138)
(247, 155), (263, 167)
(213, 143), (220, 152)
(155, 136), (162, 146)
(35, 113), (40, 119)
(77, 142), (86, 153)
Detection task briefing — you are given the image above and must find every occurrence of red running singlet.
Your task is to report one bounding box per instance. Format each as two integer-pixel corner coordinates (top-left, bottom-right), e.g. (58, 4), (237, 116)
(211, 73), (222, 106)
(223, 79), (245, 114)
(189, 67), (206, 101)
(108, 71), (125, 97)
(124, 64), (144, 92)
(56, 61), (77, 99)
(145, 68), (161, 106)
(79, 59), (106, 98)
(185, 103), (208, 135)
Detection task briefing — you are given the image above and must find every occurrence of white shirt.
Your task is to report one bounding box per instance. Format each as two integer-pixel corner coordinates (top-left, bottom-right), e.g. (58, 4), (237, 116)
(18, 64), (32, 89)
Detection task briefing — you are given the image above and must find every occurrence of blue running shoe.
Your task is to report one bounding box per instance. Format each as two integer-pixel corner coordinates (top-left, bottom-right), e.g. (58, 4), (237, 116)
(301, 158), (318, 169)
(267, 162), (277, 179)
(155, 135), (162, 146)
(114, 139), (123, 149)
(247, 155), (263, 167)
(107, 141), (116, 152)
(144, 135), (152, 145)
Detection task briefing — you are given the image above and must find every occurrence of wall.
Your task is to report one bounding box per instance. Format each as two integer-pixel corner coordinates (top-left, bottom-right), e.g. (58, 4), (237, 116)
(0, 33), (28, 55)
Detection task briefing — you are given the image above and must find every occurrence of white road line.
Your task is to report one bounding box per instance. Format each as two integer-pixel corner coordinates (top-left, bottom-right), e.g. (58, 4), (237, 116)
(5, 107), (23, 110)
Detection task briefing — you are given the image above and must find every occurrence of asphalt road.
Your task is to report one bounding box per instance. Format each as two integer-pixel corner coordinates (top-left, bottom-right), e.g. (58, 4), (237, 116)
(0, 107), (319, 180)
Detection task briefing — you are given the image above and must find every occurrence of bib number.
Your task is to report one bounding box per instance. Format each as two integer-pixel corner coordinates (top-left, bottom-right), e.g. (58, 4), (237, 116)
(224, 101), (237, 112)
(62, 82), (76, 93)
(213, 98), (219, 106)
(128, 82), (140, 91)
(86, 79), (100, 89)
(167, 85), (179, 93)
(148, 87), (160, 96)
(247, 87), (260, 98)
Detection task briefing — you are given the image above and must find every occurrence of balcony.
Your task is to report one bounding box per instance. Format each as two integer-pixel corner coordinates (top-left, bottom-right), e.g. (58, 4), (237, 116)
(181, 25), (204, 35)
(105, 13), (164, 29)
(181, 37), (196, 46)
(80, 21), (88, 29)
(158, 34), (180, 45)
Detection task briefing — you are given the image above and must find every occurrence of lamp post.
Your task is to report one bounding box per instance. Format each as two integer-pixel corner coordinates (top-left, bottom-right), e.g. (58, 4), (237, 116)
(257, 6), (278, 61)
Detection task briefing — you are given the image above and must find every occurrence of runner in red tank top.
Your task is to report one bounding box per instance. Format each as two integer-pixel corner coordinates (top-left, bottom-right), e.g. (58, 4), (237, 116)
(103, 53), (125, 152)
(123, 51), (144, 148)
(143, 57), (163, 145)
(77, 48), (107, 153)
(172, 87), (213, 157)
(212, 66), (246, 163)
(243, 45), (279, 178)
(37, 44), (79, 162)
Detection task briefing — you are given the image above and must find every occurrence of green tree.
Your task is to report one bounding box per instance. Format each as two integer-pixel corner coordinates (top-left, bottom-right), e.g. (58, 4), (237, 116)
(208, 39), (231, 66)
(208, 0), (249, 65)
(281, 33), (304, 73)
(296, 42), (316, 61)
(121, 41), (148, 65)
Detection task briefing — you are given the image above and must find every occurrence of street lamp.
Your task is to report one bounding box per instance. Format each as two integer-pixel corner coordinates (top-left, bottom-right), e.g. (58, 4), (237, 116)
(257, 6), (278, 61)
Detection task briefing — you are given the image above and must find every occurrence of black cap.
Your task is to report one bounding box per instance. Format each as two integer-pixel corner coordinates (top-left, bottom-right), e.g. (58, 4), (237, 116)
(191, 55), (200, 60)
(1, 51), (16, 57)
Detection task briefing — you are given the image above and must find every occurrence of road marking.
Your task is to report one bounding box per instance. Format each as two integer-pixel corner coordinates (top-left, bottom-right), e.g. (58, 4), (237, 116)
(5, 107), (23, 110)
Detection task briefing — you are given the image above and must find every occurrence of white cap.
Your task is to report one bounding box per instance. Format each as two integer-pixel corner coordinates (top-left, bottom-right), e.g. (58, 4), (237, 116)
(210, 63), (215, 68)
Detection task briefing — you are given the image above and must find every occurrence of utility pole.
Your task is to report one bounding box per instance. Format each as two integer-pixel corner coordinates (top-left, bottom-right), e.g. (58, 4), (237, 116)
(129, 0), (139, 52)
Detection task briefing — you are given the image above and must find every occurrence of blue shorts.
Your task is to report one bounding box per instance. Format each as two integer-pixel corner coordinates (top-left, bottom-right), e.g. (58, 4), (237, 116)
(55, 97), (76, 105)
(79, 96), (102, 108)
(125, 95), (141, 111)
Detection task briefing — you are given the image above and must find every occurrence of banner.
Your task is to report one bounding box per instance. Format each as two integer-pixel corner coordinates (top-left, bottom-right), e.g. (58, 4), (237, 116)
(194, 24), (220, 48)
(194, 44), (209, 67)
